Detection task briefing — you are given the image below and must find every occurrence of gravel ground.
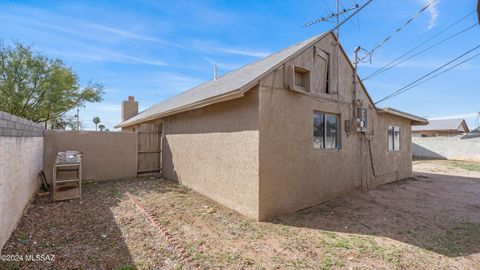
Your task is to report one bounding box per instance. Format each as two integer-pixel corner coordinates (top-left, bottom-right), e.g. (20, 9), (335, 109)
(2, 165), (480, 269)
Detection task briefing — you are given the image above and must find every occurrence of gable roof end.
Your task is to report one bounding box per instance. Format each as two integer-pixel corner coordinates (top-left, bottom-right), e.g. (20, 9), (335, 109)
(115, 33), (329, 128)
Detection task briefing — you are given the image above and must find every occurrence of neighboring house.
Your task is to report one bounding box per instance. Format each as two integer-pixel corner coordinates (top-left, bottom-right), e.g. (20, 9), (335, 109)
(116, 32), (427, 220)
(412, 118), (469, 137)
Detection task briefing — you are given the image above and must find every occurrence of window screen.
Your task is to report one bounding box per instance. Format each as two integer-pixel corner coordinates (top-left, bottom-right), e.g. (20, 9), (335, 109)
(314, 112), (339, 149)
(313, 112), (324, 149)
(388, 125), (400, 151)
(325, 114), (337, 149)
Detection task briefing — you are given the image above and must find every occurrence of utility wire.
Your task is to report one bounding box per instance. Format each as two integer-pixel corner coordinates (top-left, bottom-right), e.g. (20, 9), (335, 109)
(339, 1), (358, 28)
(375, 44), (480, 104)
(328, 0), (373, 34)
(368, 0), (438, 56)
(380, 51), (480, 102)
(302, 0), (373, 33)
(364, 21), (478, 80)
(363, 10), (477, 80)
(302, 3), (360, 28)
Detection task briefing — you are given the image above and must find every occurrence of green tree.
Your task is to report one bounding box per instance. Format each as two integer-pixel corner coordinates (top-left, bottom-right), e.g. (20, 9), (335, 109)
(93, 116), (101, 131)
(0, 41), (104, 126)
(98, 124), (106, 131)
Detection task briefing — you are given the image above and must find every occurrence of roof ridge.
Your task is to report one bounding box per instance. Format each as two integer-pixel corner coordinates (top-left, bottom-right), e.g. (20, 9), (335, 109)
(116, 33), (327, 128)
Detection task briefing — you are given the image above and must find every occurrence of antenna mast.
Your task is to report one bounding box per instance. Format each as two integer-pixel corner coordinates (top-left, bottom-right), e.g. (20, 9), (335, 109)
(336, 0), (340, 38)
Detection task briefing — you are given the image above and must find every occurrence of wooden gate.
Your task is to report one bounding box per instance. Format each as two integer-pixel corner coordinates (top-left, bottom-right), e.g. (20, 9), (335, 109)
(137, 123), (163, 176)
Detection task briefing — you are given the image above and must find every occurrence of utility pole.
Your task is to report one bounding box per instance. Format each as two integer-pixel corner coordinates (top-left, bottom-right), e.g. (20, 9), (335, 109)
(353, 46), (361, 102)
(336, 0), (340, 38)
(76, 108), (80, 131)
(477, 0), (480, 24)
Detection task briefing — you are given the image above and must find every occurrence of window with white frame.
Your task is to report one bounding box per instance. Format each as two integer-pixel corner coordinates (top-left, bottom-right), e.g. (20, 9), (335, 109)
(388, 125), (400, 151)
(313, 112), (340, 149)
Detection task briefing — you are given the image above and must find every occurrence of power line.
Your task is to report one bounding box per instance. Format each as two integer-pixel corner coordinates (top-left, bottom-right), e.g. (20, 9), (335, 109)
(329, 0), (373, 34)
(339, 0), (358, 28)
(368, 0), (438, 56)
(363, 20), (478, 80)
(380, 51), (480, 102)
(375, 44), (480, 104)
(302, 3), (360, 28)
(364, 10), (476, 80)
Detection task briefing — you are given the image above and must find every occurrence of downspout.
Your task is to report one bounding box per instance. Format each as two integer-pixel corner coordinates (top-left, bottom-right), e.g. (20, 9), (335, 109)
(353, 47), (364, 187)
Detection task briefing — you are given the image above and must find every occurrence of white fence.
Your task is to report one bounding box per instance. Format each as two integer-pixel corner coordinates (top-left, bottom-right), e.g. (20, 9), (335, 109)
(412, 135), (480, 162)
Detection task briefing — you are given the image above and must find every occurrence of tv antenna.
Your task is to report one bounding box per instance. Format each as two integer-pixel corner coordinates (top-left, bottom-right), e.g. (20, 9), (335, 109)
(301, 1), (360, 38)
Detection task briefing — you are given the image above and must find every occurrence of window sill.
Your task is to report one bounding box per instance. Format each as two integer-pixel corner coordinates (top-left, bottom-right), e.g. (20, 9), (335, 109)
(290, 88), (335, 101)
(313, 147), (341, 151)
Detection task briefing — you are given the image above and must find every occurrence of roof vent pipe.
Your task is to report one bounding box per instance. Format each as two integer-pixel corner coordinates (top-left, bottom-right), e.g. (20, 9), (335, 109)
(213, 64), (217, 80)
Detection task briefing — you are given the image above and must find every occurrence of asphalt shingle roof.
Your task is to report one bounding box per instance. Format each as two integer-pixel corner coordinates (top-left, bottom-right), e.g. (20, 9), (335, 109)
(116, 33), (327, 128)
(412, 118), (466, 131)
(116, 32), (427, 128)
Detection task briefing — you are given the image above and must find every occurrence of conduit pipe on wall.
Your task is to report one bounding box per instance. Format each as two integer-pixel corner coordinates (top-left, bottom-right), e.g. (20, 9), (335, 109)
(367, 138), (399, 181)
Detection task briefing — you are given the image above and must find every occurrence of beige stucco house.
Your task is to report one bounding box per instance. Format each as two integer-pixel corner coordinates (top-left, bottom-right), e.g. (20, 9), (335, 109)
(116, 32), (427, 220)
(412, 118), (469, 137)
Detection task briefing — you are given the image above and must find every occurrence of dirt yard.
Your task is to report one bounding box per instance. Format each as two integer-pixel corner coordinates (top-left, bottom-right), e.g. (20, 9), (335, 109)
(2, 161), (480, 269)
(413, 159), (480, 178)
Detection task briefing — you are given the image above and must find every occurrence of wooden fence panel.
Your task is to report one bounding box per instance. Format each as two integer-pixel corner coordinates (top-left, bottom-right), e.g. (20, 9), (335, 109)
(137, 123), (162, 176)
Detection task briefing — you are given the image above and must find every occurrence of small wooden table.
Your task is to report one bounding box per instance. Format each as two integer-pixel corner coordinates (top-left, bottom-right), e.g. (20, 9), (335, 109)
(53, 151), (82, 202)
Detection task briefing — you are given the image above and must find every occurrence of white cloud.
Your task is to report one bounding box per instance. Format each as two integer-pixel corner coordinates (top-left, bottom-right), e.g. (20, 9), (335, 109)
(78, 22), (187, 49)
(429, 113), (478, 120)
(215, 47), (271, 58)
(37, 46), (168, 67)
(422, 0), (439, 30)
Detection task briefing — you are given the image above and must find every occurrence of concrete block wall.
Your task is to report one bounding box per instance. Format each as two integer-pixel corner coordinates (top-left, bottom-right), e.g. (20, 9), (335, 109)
(0, 111), (44, 137)
(412, 136), (480, 162)
(0, 111), (44, 250)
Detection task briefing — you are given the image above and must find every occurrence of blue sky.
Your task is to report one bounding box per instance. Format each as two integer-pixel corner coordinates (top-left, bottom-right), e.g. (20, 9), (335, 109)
(1, 0), (479, 130)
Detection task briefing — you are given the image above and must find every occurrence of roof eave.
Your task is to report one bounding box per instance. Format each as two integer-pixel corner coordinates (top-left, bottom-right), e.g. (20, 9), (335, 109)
(115, 89), (248, 128)
(378, 107), (428, 125)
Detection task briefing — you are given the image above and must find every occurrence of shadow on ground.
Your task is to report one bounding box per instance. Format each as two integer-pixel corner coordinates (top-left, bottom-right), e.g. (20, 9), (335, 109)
(1, 181), (135, 269)
(272, 172), (480, 258)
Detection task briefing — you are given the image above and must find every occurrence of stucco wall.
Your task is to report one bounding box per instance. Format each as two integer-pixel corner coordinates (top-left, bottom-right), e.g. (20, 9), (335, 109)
(412, 136), (480, 161)
(43, 130), (137, 182)
(257, 34), (413, 219)
(162, 88), (260, 219)
(366, 114), (412, 188)
(0, 112), (44, 250)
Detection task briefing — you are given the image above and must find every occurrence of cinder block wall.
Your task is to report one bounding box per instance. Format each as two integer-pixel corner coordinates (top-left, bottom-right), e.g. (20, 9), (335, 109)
(412, 136), (480, 161)
(0, 111), (44, 250)
(43, 130), (138, 182)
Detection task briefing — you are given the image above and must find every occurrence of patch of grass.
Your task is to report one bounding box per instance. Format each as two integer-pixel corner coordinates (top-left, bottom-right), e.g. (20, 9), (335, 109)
(331, 238), (351, 249)
(276, 225), (294, 237)
(290, 257), (310, 268)
(116, 266), (135, 270)
(319, 255), (343, 270)
(446, 160), (480, 172)
(433, 222), (480, 257)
